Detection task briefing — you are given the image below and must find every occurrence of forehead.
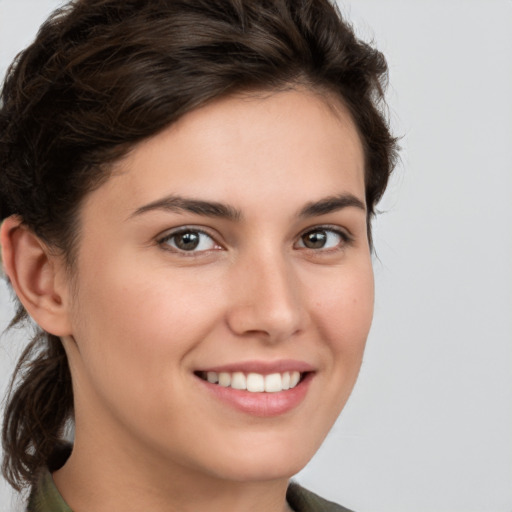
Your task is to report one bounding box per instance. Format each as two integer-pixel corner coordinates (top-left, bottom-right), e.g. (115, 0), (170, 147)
(83, 89), (365, 221)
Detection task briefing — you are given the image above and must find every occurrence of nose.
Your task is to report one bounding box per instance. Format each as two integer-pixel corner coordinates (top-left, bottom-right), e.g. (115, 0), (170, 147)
(225, 250), (308, 343)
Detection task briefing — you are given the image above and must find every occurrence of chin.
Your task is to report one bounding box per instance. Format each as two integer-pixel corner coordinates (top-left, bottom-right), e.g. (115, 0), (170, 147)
(209, 455), (309, 483)
(198, 431), (323, 483)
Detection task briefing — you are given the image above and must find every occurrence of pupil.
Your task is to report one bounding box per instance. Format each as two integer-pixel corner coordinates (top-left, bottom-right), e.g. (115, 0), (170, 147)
(176, 232), (200, 250)
(303, 231), (326, 249)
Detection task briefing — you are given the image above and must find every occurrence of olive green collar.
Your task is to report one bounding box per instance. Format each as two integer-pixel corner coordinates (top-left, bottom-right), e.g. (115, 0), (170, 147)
(27, 469), (71, 512)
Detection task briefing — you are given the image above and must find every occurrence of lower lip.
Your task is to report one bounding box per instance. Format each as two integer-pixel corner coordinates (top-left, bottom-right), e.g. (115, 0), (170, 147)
(197, 373), (313, 417)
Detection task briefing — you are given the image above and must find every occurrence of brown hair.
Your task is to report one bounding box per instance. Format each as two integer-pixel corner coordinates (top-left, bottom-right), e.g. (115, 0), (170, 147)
(0, 0), (398, 490)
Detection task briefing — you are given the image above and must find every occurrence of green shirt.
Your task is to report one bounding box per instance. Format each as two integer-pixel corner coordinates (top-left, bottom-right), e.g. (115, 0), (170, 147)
(27, 470), (71, 512)
(27, 469), (354, 512)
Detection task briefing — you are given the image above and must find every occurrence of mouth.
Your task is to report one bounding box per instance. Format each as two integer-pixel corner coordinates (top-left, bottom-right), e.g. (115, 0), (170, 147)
(195, 370), (306, 393)
(193, 361), (315, 416)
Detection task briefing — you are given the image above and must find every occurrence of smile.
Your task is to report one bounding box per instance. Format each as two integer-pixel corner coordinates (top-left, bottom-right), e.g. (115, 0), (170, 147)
(197, 371), (303, 393)
(194, 361), (314, 416)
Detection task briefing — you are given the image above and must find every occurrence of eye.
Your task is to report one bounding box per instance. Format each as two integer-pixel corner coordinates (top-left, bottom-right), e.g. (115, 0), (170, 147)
(296, 227), (350, 250)
(158, 228), (220, 253)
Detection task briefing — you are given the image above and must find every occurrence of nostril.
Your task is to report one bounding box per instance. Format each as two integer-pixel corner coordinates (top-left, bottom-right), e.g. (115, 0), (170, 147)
(225, 302), (305, 342)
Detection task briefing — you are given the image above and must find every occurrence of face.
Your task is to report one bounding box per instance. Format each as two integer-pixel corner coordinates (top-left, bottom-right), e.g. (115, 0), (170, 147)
(62, 89), (373, 484)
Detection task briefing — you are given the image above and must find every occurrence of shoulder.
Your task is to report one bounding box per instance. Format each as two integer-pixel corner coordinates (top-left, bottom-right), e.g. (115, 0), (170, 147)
(286, 482), (356, 512)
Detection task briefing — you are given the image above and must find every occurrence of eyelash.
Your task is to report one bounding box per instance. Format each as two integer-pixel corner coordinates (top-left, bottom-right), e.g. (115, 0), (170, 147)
(157, 227), (221, 255)
(157, 225), (353, 255)
(296, 226), (353, 252)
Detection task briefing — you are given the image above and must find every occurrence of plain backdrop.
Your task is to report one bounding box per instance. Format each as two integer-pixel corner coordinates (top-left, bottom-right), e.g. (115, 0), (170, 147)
(1, 1), (511, 511)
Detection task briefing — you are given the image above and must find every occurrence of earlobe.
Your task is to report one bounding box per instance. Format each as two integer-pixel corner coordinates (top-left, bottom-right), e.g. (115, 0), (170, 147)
(0, 216), (72, 336)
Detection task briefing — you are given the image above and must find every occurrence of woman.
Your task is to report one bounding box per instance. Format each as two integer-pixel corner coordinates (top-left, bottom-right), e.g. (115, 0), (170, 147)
(0, 0), (397, 510)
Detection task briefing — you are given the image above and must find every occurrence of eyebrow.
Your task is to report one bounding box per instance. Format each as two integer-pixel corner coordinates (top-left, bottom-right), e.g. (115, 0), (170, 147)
(129, 193), (365, 221)
(130, 195), (242, 221)
(298, 194), (366, 217)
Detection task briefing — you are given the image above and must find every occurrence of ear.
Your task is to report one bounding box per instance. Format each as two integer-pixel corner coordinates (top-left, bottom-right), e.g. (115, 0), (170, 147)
(1, 216), (72, 336)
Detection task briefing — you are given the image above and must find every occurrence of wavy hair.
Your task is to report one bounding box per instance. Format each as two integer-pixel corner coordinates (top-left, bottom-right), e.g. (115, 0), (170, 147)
(0, 0), (398, 490)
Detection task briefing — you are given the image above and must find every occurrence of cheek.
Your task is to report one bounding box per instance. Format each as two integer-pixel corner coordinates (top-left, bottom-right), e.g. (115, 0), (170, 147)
(69, 261), (217, 397)
(69, 257), (227, 386)
(298, 260), (373, 448)
(312, 260), (374, 357)
(68, 276), (219, 439)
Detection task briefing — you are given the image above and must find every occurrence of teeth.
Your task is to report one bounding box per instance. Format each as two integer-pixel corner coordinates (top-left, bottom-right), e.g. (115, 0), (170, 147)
(206, 371), (219, 384)
(290, 371), (301, 388)
(218, 372), (231, 387)
(282, 372), (291, 390)
(231, 372), (246, 390)
(265, 373), (282, 393)
(247, 373), (265, 392)
(200, 370), (303, 393)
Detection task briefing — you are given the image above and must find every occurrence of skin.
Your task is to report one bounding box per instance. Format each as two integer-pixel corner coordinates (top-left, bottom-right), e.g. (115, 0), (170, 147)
(2, 89), (373, 512)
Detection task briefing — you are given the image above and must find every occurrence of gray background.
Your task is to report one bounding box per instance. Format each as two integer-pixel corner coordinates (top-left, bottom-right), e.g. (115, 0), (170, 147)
(1, 0), (511, 510)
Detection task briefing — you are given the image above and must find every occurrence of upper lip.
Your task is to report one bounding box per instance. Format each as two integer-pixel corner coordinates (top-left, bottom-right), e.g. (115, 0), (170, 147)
(195, 360), (315, 375)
